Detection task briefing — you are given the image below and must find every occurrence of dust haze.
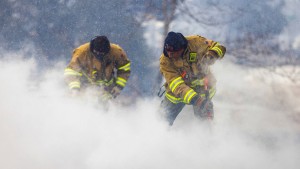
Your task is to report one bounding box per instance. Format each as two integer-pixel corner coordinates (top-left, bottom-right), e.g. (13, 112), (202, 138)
(0, 53), (299, 169)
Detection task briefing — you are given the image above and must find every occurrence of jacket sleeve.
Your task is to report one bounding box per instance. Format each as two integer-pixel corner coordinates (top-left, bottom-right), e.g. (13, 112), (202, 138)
(205, 39), (226, 59)
(114, 48), (131, 89)
(159, 55), (198, 104)
(64, 49), (83, 90)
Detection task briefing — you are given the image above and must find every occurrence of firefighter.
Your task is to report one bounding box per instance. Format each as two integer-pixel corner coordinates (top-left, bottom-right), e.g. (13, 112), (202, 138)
(159, 32), (226, 126)
(64, 36), (131, 102)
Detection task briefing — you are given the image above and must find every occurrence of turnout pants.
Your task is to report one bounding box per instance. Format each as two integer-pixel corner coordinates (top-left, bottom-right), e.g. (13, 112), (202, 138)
(160, 97), (214, 126)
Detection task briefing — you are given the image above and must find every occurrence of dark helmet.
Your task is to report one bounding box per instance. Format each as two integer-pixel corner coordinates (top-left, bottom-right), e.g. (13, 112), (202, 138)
(163, 31), (188, 57)
(90, 36), (111, 60)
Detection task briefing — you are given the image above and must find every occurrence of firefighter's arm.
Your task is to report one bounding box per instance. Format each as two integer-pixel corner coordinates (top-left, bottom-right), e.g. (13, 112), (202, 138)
(204, 39), (226, 61)
(112, 48), (131, 97)
(64, 49), (83, 91)
(160, 56), (200, 104)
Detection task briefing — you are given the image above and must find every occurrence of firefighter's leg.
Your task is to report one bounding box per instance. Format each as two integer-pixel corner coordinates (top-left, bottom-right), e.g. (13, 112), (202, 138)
(160, 97), (185, 126)
(193, 100), (214, 120)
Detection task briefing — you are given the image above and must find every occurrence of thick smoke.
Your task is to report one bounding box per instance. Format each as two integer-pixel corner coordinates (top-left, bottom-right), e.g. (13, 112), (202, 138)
(0, 53), (299, 169)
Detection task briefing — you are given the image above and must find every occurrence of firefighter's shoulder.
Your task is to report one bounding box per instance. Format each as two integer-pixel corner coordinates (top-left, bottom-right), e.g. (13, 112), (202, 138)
(72, 43), (89, 58)
(160, 54), (171, 66)
(110, 43), (124, 52)
(110, 43), (128, 59)
(186, 35), (207, 43)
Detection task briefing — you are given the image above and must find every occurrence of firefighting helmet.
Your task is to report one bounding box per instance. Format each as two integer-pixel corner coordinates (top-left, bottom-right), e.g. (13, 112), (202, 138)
(90, 36), (111, 60)
(163, 31), (188, 56)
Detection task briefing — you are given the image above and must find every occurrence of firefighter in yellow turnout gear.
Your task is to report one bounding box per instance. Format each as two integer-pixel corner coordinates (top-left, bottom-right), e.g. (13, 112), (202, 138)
(64, 36), (131, 102)
(159, 32), (226, 126)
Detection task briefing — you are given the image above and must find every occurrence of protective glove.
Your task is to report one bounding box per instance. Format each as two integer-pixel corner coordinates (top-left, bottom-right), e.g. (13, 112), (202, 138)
(202, 51), (218, 65)
(191, 95), (213, 119)
(98, 91), (113, 103)
(190, 95), (204, 106)
(110, 86), (122, 98)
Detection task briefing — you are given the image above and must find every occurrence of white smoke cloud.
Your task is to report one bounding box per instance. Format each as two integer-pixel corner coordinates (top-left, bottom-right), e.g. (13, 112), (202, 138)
(0, 53), (299, 169)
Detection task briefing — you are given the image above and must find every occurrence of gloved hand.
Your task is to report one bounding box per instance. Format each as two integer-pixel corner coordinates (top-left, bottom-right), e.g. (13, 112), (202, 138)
(194, 99), (214, 119)
(110, 86), (122, 98)
(190, 95), (204, 106)
(191, 95), (213, 119)
(203, 51), (218, 65)
(99, 91), (113, 102)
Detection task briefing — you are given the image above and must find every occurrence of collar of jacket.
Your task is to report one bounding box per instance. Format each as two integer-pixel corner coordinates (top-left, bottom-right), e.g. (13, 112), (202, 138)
(90, 51), (110, 61)
(163, 46), (189, 59)
(183, 47), (189, 56)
